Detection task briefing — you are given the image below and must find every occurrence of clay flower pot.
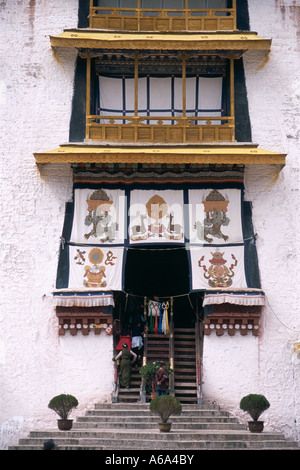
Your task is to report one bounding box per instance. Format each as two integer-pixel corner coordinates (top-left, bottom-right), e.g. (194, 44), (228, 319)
(158, 422), (172, 432)
(57, 419), (73, 431)
(248, 421), (264, 433)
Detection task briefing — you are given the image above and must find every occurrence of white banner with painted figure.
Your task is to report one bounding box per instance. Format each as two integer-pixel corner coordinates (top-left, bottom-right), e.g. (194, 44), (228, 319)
(188, 188), (243, 245)
(70, 188), (126, 245)
(62, 185), (250, 293)
(129, 189), (185, 244)
(68, 245), (124, 291)
(190, 245), (247, 291)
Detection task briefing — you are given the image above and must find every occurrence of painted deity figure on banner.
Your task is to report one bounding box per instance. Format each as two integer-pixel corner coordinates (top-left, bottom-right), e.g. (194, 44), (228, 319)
(193, 189), (230, 243)
(130, 194), (183, 242)
(84, 189), (119, 243)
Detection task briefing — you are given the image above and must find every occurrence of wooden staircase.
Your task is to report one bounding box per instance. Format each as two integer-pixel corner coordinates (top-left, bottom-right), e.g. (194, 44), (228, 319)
(116, 325), (201, 404)
(116, 333), (171, 403)
(147, 333), (170, 363)
(117, 364), (141, 403)
(173, 328), (198, 404)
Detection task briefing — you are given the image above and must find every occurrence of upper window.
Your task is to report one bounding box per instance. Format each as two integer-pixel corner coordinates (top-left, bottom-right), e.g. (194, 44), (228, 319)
(98, 75), (223, 124)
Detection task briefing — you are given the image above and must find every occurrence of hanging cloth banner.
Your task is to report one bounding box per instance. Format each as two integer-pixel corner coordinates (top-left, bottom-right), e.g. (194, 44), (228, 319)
(57, 185), (253, 294)
(68, 245), (124, 291)
(129, 189), (184, 244)
(188, 188), (243, 245)
(190, 245), (247, 291)
(70, 188), (126, 245)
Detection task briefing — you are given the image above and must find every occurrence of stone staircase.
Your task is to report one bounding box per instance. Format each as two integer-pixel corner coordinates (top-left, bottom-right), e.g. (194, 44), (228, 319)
(9, 402), (300, 450)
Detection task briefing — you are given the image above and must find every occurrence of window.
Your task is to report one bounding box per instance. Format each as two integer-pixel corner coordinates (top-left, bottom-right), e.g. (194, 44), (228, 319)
(97, 75), (223, 124)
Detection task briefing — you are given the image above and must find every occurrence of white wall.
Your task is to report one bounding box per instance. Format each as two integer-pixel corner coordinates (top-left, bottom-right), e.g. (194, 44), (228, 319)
(0, 0), (115, 449)
(1, 0), (300, 449)
(203, 0), (300, 442)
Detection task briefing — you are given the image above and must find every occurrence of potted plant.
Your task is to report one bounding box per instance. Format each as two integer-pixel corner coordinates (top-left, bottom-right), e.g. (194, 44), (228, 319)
(48, 394), (78, 431)
(150, 395), (182, 432)
(239, 394), (270, 433)
(140, 361), (172, 398)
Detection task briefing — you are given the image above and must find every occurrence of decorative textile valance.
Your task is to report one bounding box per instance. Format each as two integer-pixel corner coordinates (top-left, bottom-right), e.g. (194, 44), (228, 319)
(203, 290), (265, 307)
(53, 290), (115, 307)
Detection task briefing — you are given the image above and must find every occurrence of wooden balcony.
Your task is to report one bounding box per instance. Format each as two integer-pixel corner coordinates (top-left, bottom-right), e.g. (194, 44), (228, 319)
(89, 6), (237, 32)
(86, 115), (234, 144)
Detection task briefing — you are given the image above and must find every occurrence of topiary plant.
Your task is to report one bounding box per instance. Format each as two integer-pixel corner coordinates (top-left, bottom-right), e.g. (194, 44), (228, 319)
(48, 394), (78, 420)
(150, 395), (182, 424)
(239, 394), (270, 422)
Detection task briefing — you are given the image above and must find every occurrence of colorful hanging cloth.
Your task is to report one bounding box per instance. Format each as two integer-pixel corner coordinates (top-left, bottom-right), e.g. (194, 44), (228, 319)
(148, 301), (154, 334)
(161, 301), (169, 335)
(158, 301), (162, 334)
(154, 302), (159, 334)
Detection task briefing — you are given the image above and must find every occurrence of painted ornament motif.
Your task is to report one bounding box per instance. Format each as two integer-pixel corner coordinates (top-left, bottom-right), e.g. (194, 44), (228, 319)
(68, 245), (123, 291)
(198, 248), (237, 288)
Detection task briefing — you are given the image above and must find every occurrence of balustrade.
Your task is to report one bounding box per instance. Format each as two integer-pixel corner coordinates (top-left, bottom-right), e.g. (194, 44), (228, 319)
(89, 3), (237, 31)
(86, 115), (235, 143)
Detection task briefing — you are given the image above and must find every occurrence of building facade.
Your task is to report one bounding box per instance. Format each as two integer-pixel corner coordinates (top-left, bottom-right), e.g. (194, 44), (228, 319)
(0, 0), (300, 448)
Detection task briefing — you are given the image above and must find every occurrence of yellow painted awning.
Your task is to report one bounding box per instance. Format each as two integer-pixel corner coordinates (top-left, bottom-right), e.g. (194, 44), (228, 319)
(34, 144), (286, 166)
(50, 30), (271, 53)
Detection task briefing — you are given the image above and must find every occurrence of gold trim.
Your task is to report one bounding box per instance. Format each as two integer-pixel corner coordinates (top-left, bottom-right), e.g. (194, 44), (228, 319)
(50, 30), (271, 52)
(34, 145), (286, 166)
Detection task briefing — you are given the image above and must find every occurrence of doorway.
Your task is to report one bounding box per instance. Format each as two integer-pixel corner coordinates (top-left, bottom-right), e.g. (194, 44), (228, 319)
(124, 246), (198, 327)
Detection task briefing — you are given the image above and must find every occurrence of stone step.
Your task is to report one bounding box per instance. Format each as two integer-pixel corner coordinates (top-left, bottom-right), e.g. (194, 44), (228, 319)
(9, 402), (300, 451)
(75, 417), (241, 425)
(72, 422), (246, 430)
(10, 430), (299, 451)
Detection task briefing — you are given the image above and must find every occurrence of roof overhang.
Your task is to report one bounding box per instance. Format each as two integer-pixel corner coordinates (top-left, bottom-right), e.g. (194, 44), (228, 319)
(50, 30), (271, 56)
(34, 143), (286, 167)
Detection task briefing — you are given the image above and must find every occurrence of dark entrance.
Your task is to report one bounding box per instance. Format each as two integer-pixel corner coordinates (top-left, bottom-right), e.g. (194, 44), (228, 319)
(124, 246), (197, 327)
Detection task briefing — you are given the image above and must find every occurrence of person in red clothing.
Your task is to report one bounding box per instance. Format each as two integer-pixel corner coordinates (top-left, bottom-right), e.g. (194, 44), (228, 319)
(155, 362), (168, 396)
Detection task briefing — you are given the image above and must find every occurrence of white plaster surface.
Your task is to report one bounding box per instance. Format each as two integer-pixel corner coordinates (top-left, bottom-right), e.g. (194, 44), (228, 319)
(0, 0), (300, 449)
(0, 0), (114, 450)
(203, 0), (300, 442)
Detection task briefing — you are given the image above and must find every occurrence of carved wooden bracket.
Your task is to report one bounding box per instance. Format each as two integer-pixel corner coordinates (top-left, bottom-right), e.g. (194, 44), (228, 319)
(56, 307), (113, 336)
(203, 304), (262, 337)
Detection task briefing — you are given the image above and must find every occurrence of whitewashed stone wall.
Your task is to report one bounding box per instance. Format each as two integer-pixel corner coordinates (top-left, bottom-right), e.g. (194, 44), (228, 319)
(0, 0), (300, 449)
(203, 0), (300, 443)
(0, 1), (114, 450)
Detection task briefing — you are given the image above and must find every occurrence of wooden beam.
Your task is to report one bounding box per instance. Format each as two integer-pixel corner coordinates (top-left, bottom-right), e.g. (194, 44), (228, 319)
(134, 56), (139, 117)
(86, 57), (91, 141)
(230, 57), (235, 142)
(34, 145), (287, 167)
(182, 56), (186, 119)
(50, 31), (272, 54)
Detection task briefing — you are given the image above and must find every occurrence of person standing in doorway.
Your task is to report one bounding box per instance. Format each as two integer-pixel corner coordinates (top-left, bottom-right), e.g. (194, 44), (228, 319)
(155, 362), (168, 396)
